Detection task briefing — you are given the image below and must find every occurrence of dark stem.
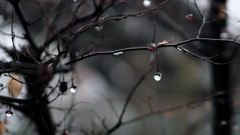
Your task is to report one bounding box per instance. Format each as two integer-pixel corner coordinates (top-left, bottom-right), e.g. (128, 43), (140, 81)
(155, 49), (159, 73)
(106, 65), (154, 135)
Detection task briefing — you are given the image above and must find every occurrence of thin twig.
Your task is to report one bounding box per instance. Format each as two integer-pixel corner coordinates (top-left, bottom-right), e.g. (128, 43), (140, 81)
(196, 14), (206, 38)
(0, 30), (24, 39)
(193, 0), (204, 17)
(90, 110), (109, 131)
(121, 90), (232, 126)
(55, 101), (89, 127)
(8, 0), (38, 50)
(66, 37), (240, 65)
(4, 73), (37, 85)
(11, 12), (19, 61)
(105, 64), (154, 135)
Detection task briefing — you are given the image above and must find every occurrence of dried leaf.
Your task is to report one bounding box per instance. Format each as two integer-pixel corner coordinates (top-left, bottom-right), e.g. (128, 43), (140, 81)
(157, 40), (168, 46)
(8, 74), (23, 98)
(0, 121), (6, 135)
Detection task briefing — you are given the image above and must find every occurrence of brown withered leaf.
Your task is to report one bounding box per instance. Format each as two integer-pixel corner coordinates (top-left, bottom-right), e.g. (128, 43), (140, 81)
(157, 40), (168, 46)
(0, 121), (6, 135)
(8, 74), (23, 98)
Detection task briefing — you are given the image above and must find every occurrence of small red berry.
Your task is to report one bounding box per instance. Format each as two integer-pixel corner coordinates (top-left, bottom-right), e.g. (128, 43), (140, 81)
(147, 43), (157, 51)
(186, 14), (194, 20)
(148, 46), (155, 51)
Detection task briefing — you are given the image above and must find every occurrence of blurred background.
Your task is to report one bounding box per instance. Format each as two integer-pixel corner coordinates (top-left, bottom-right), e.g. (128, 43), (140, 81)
(0, 0), (239, 135)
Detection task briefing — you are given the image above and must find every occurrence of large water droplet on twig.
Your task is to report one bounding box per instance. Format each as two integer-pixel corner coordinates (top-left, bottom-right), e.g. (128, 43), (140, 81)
(6, 110), (14, 117)
(69, 85), (77, 93)
(154, 72), (162, 81)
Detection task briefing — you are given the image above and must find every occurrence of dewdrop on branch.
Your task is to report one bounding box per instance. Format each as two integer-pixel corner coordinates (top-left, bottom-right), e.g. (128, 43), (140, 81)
(147, 43), (157, 51)
(176, 46), (183, 51)
(113, 52), (123, 56)
(95, 25), (103, 31)
(5, 110), (14, 117)
(143, 0), (151, 7)
(185, 14), (194, 20)
(154, 72), (162, 81)
(69, 85), (77, 93)
(220, 32), (230, 39)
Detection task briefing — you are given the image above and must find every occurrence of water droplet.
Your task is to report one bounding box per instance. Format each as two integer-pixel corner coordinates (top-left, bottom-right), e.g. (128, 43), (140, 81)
(6, 110), (14, 117)
(221, 121), (227, 126)
(220, 32), (230, 39)
(148, 43), (157, 50)
(95, 25), (103, 31)
(69, 85), (77, 93)
(143, 0), (151, 7)
(113, 52), (123, 56)
(176, 46), (183, 51)
(154, 72), (162, 81)
(185, 14), (194, 20)
(59, 81), (68, 94)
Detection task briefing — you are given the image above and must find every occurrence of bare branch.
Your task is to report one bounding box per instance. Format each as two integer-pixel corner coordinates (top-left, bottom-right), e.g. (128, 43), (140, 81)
(122, 91), (231, 126)
(7, 0), (39, 50)
(105, 62), (154, 135)
(66, 37), (240, 65)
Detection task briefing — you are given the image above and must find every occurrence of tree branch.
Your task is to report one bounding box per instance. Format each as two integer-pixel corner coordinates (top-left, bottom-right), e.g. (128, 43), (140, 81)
(105, 63), (154, 135)
(7, 0), (39, 50)
(66, 37), (240, 65)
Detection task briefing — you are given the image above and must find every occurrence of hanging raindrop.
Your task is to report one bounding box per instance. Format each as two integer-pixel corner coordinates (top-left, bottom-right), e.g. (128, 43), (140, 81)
(148, 43), (157, 51)
(154, 72), (162, 81)
(59, 81), (68, 94)
(143, 0), (151, 7)
(185, 14), (194, 20)
(5, 110), (14, 117)
(95, 25), (103, 31)
(112, 52), (123, 56)
(176, 46), (183, 51)
(69, 85), (77, 93)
